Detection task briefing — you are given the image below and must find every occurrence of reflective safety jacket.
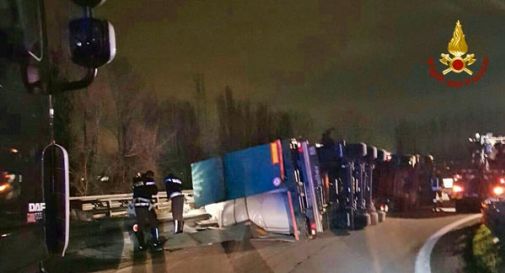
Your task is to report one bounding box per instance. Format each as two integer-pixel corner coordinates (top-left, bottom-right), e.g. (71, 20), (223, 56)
(132, 176), (158, 207)
(164, 174), (183, 199)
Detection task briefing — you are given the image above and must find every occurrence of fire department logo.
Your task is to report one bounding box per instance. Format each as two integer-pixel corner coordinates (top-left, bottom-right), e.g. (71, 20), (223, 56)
(439, 20), (476, 75)
(428, 20), (489, 88)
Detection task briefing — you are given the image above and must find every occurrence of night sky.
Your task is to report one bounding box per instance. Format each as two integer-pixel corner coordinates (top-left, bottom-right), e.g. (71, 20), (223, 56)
(97, 0), (505, 153)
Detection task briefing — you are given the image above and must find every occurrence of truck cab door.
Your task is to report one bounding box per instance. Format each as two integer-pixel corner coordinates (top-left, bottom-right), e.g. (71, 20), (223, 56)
(42, 143), (70, 257)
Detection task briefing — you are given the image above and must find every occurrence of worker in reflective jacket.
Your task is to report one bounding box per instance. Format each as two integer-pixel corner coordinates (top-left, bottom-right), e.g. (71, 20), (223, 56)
(132, 170), (161, 251)
(164, 173), (184, 233)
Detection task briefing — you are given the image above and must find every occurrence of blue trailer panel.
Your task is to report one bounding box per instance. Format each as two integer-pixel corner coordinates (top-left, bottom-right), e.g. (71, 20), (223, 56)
(191, 157), (226, 207)
(191, 139), (325, 239)
(223, 143), (283, 200)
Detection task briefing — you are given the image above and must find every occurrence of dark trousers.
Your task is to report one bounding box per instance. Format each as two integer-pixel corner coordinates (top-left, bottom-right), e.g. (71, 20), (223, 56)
(171, 195), (184, 233)
(135, 206), (158, 228)
(171, 195), (184, 220)
(134, 206), (159, 246)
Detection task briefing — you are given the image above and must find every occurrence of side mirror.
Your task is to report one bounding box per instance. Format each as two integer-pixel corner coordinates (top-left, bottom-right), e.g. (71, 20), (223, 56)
(69, 18), (116, 68)
(72, 0), (107, 8)
(42, 143), (70, 257)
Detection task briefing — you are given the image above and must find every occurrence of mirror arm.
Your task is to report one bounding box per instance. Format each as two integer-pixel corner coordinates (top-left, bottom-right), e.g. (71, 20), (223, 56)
(84, 6), (93, 18)
(58, 68), (97, 92)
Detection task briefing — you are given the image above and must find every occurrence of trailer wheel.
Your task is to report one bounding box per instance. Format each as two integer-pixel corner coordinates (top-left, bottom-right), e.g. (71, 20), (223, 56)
(354, 213), (370, 230)
(370, 212), (379, 225)
(378, 211), (386, 223)
(345, 143), (367, 159)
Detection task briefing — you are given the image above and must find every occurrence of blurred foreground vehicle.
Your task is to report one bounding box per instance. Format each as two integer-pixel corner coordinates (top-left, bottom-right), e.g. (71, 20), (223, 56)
(0, 0), (115, 272)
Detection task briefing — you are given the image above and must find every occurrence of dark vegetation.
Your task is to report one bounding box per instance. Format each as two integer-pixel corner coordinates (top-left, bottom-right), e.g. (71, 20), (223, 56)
(54, 59), (303, 195)
(464, 224), (505, 273)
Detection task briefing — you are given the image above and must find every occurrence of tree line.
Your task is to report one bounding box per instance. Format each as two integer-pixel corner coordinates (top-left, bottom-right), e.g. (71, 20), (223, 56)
(394, 108), (505, 161)
(54, 59), (310, 196)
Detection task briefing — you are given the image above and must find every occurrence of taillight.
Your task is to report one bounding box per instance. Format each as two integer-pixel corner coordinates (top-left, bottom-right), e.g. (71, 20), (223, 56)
(298, 145), (303, 153)
(0, 171), (13, 193)
(0, 183), (11, 193)
(310, 222), (317, 235)
(453, 185), (464, 193)
(493, 186), (505, 196)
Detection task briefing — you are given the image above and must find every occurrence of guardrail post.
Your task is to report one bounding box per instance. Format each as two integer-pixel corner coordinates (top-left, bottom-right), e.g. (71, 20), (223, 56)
(106, 200), (112, 217)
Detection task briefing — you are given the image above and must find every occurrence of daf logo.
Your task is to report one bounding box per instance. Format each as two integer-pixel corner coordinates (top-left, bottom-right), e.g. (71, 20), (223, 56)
(28, 203), (46, 212)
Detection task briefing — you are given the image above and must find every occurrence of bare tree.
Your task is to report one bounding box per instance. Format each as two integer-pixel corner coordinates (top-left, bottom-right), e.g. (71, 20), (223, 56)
(216, 86), (297, 153)
(158, 99), (203, 187)
(105, 58), (146, 190)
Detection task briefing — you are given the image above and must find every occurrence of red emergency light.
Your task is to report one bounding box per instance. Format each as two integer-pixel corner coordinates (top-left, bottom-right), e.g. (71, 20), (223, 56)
(452, 184), (464, 193)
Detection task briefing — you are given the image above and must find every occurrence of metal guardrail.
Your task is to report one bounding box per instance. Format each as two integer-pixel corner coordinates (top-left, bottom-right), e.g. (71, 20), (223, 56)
(69, 190), (195, 219)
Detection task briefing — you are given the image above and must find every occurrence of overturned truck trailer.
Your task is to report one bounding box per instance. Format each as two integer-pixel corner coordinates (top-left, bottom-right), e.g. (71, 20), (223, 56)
(191, 139), (328, 240)
(373, 154), (435, 212)
(317, 141), (388, 230)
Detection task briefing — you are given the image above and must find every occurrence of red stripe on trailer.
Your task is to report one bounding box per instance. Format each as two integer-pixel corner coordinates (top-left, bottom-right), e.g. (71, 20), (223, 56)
(276, 140), (285, 180)
(287, 191), (299, 241)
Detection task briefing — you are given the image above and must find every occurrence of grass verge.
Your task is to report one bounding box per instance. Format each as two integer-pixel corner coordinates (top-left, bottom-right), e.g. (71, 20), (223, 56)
(464, 224), (504, 273)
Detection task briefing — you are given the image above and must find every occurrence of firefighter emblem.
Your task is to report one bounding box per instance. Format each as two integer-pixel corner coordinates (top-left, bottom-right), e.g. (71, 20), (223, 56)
(439, 20), (476, 75)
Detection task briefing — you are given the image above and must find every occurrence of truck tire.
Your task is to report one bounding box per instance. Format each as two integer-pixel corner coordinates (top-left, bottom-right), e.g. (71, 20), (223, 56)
(377, 149), (387, 163)
(345, 143), (367, 160)
(333, 210), (352, 229)
(354, 212), (370, 230)
(366, 146), (377, 161)
(378, 211), (386, 222)
(370, 212), (379, 225)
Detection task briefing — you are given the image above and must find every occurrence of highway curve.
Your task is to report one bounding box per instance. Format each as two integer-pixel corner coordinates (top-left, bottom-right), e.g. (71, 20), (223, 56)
(93, 213), (471, 273)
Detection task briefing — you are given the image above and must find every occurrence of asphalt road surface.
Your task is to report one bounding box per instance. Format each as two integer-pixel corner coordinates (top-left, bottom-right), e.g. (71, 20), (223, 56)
(88, 212), (472, 273)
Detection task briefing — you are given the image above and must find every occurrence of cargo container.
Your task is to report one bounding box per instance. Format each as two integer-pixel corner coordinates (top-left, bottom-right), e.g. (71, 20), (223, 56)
(192, 139), (326, 239)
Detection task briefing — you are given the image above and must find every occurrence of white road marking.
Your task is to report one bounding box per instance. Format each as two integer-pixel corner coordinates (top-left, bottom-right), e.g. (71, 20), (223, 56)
(414, 214), (481, 273)
(439, 207), (456, 213)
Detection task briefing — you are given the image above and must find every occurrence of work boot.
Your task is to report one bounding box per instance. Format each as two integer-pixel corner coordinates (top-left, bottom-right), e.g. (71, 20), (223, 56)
(174, 220), (184, 234)
(134, 230), (146, 251)
(150, 227), (163, 250)
(179, 221), (184, 233)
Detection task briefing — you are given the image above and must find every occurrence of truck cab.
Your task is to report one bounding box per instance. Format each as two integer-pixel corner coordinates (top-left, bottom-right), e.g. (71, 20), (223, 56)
(1, 0), (115, 271)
